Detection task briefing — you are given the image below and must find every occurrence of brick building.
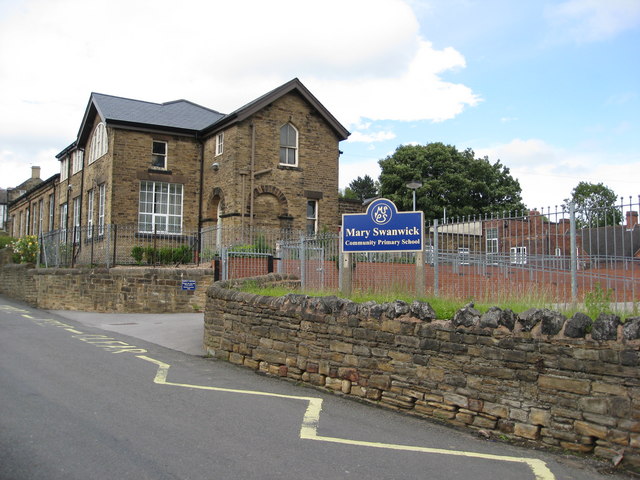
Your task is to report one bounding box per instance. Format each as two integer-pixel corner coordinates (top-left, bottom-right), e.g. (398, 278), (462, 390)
(8, 78), (350, 244)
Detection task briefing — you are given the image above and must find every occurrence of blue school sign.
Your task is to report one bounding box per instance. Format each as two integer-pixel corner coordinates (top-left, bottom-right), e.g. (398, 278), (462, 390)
(342, 198), (424, 253)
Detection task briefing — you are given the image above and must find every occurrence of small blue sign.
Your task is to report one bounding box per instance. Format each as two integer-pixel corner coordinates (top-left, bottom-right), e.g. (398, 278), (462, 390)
(342, 198), (423, 253)
(181, 280), (196, 291)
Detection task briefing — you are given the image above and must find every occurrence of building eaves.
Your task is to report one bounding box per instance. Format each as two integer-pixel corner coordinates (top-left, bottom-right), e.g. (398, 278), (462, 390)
(8, 174), (60, 207)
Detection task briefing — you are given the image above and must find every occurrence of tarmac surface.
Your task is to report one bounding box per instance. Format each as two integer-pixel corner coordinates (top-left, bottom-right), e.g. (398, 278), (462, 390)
(49, 310), (205, 356)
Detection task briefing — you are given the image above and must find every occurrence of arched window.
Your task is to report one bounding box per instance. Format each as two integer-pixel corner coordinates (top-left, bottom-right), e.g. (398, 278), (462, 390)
(279, 123), (298, 166)
(88, 123), (108, 164)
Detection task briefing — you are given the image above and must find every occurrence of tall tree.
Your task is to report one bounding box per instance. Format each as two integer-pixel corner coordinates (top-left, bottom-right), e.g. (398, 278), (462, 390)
(565, 182), (622, 228)
(378, 143), (525, 219)
(348, 175), (378, 201)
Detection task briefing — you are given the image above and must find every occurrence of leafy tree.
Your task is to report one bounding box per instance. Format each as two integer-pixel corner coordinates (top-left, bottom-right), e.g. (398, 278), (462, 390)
(347, 175), (378, 201)
(564, 182), (622, 228)
(378, 143), (525, 219)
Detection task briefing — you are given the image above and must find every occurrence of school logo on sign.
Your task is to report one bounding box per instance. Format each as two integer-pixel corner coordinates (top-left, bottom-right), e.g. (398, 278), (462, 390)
(342, 198), (423, 253)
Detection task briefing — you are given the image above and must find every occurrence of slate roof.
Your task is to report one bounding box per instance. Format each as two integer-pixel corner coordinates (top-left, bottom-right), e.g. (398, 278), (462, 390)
(91, 93), (225, 131)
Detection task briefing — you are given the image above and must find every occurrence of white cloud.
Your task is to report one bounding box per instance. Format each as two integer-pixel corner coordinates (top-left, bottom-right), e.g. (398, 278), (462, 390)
(348, 131), (397, 143)
(545, 0), (640, 43)
(476, 138), (640, 209)
(339, 158), (381, 190)
(0, 0), (478, 190)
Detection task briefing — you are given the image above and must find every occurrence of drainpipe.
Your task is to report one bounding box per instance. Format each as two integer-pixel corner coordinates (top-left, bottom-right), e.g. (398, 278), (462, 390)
(250, 122), (256, 233)
(196, 133), (205, 265)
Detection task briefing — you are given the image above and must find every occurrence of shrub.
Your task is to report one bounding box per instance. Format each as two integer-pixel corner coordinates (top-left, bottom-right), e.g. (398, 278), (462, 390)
(11, 235), (39, 264)
(0, 236), (16, 249)
(131, 246), (144, 265)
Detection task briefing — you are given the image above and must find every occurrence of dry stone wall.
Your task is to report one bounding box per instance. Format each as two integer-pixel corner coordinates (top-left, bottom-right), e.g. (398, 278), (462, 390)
(204, 274), (640, 468)
(0, 264), (213, 313)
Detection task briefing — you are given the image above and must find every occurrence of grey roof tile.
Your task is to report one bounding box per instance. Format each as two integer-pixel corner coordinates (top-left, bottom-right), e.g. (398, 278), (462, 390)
(92, 93), (225, 131)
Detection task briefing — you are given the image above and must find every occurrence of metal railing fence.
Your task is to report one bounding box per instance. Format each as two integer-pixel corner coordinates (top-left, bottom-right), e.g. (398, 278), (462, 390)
(33, 197), (639, 311)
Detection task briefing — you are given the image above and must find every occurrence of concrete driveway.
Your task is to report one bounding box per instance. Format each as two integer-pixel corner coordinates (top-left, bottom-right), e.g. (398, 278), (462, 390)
(49, 310), (205, 356)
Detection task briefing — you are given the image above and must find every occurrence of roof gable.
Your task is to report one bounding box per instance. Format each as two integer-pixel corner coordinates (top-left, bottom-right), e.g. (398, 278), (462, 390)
(202, 78), (350, 140)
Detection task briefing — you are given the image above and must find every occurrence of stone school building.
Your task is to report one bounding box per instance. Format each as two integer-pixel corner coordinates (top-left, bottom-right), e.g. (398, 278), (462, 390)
(7, 78), (351, 242)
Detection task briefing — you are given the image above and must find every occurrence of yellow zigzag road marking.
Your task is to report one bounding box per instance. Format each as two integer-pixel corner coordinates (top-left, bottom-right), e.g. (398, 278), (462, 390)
(136, 355), (555, 480)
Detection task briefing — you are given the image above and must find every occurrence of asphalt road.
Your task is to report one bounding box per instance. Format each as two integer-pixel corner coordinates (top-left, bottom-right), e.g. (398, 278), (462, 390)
(0, 295), (627, 480)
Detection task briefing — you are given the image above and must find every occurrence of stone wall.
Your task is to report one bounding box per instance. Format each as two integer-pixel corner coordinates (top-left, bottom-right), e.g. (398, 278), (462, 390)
(204, 274), (640, 468)
(0, 265), (214, 313)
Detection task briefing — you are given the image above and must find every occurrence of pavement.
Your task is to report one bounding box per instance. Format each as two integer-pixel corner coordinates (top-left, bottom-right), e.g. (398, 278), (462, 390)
(49, 310), (206, 356)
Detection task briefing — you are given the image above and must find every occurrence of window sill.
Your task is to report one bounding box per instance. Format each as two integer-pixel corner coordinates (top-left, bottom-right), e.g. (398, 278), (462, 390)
(148, 167), (172, 174)
(277, 164), (302, 172)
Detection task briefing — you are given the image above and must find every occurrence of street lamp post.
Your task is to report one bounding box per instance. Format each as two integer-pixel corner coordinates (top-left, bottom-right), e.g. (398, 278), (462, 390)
(406, 180), (422, 211)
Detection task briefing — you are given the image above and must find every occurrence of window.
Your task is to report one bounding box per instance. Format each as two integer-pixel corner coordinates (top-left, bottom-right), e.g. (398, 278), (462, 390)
(0, 204), (6, 230)
(306, 199), (317, 235)
(73, 197), (81, 243)
(87, 189), (94, 238)
(60, 203), (68, 238)
(32, 203), (38, 235)
(138, 181), (183, 234)
(486, 227), (498, 264)
(88, 123), (108, 164)
(38, 199), (43, 235)
(215, 132), (224, 156)
(152, 141), (167, 169)
(97, 184), (106, 236)
(60, 156), (69, 181)
(279, 123), (298, 166)
(510, 246), (527, 265)
(458, 247), (470, 265)
(72, 150), (84, 175)
(48, 193), (55, 231)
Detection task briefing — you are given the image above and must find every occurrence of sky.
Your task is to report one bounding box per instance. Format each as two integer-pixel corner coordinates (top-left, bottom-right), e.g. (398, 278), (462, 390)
(1, 0), (638, 212)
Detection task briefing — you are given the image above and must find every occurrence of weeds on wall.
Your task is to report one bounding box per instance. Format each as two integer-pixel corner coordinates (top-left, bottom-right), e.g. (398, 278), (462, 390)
(584, 284), (614, 319)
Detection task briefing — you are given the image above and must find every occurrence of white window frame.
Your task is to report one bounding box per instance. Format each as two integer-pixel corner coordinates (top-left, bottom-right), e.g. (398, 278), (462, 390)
(60, 202), (68, 238)
(510, 246), (527, 265)
(458, 247), (470, 265)
(88, 123), (108, 164)
(306, 199), (318, 236)
(32, 203), (38, 235)
(215, 132), (224, 156)
(279, 123), (298, 166)
(87, 189), (94, 238)
(73, 196), (81, 243)
(48, 193), (55, 232)
(60, 157), (69, 181)
(152, 140), (168, 169)
(71, 150), (84, 175)
(97, 184), (106, 236)
(38, 199), (43, 235)
(138, 181), (183, 234)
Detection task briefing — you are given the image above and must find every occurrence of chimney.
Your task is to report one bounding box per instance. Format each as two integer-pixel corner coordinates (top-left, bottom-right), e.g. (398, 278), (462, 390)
(626, 211), (638, 229)
(31, 166), (41, 179)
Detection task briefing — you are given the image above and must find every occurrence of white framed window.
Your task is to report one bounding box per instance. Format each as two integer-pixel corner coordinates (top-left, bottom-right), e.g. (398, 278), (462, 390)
(306, 199), (318, 236)
(152, 141), (167, 169)
(138, 181), (183, 234)
(88, 123), (108, 164)
(279, 123), (298, 166)
(25, 208), (30, 235)
(87, 189), (94, 238)
(60, 202), (68, 238)
(73, 196), (81, 243)
(71, 150), (84, 175)
(510, 246), (527, 265)
(555, 247), (562, 256)
(215, 132), (224, 156)
(48, 193), (55, 231)
(97, 183), (106, 236)
(486, 227), (498, 264)
(458, 247), (470, 265)
(32, 203), (38, 235)
(60, 156), (69, 181)
(38, 199), (43, 235)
